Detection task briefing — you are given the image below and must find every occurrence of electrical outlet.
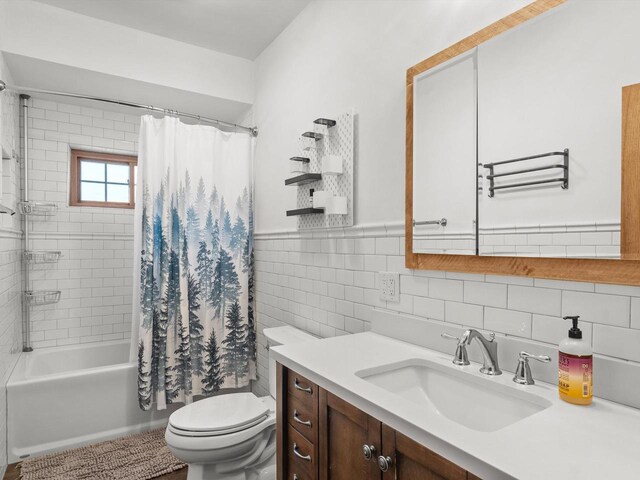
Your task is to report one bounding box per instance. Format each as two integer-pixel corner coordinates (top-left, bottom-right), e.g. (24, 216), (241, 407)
(379, 272), (400, 302)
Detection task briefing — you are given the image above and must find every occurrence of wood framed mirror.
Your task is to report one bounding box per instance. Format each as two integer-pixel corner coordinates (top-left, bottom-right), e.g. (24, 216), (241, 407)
(405, 0), (640, 285)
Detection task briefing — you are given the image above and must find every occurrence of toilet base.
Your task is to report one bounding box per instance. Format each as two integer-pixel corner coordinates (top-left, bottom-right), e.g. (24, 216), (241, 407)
(185, 461), (275, 480)
(186, 464), (244, 480)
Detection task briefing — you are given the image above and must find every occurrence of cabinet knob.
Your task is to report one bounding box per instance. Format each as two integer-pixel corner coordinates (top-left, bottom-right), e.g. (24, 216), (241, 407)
(378, 455), (393, 472)
(363, 444), (377, 460)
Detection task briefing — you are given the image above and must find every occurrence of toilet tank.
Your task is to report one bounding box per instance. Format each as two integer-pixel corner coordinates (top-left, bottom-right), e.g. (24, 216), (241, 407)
(263, 326), (316, 398)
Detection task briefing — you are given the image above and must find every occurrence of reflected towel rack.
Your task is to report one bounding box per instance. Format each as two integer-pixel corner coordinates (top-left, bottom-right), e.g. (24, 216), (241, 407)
(483, 148), (569, 198)
(413, 218), (447, 227)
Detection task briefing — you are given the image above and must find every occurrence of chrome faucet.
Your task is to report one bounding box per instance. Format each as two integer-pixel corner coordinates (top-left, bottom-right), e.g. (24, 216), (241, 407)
(442, 329), (502, 376)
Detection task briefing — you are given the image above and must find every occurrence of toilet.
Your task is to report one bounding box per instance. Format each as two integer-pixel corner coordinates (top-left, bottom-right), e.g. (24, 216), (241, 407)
(165, 326), (316, 480)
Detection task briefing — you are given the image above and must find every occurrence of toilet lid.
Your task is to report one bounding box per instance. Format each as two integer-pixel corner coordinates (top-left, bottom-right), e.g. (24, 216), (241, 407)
(169, 393), (269, 434)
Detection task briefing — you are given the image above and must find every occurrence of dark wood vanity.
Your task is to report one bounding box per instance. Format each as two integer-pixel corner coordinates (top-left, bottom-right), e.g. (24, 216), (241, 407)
(276, 363), (482, 480)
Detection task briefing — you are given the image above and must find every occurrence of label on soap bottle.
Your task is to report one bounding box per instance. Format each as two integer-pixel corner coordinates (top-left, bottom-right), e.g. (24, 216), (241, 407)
(559, 352), (592, 399)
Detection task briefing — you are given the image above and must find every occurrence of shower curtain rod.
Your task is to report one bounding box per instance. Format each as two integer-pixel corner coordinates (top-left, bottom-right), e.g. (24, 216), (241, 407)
(0, 79), (258, 137)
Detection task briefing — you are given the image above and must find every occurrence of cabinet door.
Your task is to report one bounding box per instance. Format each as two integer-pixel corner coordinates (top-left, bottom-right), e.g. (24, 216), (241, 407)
(380, 425), (467, 480)
(319, 389), (381, 480)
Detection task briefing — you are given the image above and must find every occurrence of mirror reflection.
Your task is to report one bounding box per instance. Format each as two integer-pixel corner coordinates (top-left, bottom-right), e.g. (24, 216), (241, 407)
(412, 0), (640, 259)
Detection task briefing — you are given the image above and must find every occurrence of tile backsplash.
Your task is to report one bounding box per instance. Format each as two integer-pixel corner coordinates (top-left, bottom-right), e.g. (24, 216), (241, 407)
(252, 224), (640, 408)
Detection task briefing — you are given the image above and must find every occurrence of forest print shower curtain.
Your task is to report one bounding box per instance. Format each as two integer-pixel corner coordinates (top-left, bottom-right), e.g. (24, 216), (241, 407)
(134, 116), (255, 411)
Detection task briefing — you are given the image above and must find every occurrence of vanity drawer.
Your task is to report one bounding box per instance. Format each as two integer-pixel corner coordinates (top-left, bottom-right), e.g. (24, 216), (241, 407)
(287, 370), (318, 406)
(287, 424), (317, 480)
(287, 392), (317, 442)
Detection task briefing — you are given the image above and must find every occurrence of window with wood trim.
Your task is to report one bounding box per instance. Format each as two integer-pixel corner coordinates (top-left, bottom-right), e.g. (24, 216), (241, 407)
(70, 150), (137, 208)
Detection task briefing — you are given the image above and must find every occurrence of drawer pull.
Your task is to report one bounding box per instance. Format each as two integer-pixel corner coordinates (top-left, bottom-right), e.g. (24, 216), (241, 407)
(293, 410), (312, 428)
(293, 442), (312, 462)
(294, 378), (313, 394)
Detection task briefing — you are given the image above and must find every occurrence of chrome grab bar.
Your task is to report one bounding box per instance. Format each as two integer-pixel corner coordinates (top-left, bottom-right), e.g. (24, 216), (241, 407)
(412, 217), (447, 227)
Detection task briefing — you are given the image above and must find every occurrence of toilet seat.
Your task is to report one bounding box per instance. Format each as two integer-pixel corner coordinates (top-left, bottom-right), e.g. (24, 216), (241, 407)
(168, 392), (270, 437)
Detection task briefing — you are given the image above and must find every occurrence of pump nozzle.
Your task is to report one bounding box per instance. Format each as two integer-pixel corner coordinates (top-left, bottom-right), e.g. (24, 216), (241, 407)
(563, 315), (582, 339)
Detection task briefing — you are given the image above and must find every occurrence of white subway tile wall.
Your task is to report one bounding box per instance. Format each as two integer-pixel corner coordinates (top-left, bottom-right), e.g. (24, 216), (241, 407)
(23, 98), (138, 348)
(415, 223), (620, 258)
(253, 229), (640, 400)
(0, 234), (21, 471)
(0, 55), (23, 473)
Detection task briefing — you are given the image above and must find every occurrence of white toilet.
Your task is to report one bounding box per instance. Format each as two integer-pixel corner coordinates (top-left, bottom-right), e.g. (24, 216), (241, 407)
(165, 326), (316, 480)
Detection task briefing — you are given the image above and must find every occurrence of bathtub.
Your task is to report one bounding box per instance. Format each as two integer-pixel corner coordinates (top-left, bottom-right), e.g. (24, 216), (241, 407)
(7, 340), (178, 463)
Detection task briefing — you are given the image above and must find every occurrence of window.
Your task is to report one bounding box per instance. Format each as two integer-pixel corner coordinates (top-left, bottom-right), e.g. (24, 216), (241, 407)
(70, 150), (137, 208)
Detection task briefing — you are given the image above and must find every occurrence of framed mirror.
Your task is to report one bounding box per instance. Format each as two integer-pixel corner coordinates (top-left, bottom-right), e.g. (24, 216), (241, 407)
(405, 0), (640, 284)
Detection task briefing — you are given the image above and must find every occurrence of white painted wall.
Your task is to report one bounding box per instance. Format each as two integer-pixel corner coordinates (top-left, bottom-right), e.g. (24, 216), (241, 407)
(252, 0), (532, 233)
(0, 0), (254, 106)
(250, 0), (640, 412)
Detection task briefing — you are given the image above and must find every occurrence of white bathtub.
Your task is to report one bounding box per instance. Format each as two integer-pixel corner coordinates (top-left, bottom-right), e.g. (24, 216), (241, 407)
(7, 340), (178, 463)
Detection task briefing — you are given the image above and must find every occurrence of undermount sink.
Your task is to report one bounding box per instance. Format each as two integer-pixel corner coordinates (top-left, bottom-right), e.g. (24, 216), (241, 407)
(356, 359), (552, 432)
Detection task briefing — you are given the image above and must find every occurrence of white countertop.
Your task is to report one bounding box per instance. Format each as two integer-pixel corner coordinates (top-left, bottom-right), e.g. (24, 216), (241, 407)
(271, 332), (640, 480)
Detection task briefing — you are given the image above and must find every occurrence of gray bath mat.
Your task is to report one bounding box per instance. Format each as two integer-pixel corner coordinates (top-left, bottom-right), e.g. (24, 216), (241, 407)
(19, 428), (186, 480)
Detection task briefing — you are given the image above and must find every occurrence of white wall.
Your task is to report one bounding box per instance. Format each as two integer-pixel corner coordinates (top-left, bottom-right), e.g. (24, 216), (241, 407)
(252, 0), (531, 233)
(0, 0), (254, 106)
(251, 0), (640, 410)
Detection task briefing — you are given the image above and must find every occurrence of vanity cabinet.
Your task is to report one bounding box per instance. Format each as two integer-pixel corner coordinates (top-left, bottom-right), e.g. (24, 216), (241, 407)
(381, 425), (467, 480)
(277, 364), (482, 480)
(318, 390), (381, 480)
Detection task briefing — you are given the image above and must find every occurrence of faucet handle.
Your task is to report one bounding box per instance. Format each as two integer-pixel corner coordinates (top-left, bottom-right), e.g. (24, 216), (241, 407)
(520, 351), (551, 363)
(441, 333), (470, 366)
(513, 351), (551, 385)
(441, 333), (463, 344)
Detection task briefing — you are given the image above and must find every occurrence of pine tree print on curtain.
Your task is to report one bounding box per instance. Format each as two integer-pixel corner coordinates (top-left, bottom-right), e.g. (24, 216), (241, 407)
(133, 116), (255, 411)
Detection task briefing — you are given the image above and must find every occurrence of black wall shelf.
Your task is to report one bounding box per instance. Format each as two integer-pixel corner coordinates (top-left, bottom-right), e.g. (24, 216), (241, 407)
(285, 173), (322, 186)
(290, 156), (310, 163)
(302, 132), (323, 141)
(314, 118), (336, 128)
(287, 207), (325, 216)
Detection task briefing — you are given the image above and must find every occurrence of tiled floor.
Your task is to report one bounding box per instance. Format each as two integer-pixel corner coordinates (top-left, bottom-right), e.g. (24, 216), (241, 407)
(3, 463), (188, 479)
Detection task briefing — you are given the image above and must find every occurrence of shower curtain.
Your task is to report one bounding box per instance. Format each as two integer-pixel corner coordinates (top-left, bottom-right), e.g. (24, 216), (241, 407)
(133, 116), (256, 411)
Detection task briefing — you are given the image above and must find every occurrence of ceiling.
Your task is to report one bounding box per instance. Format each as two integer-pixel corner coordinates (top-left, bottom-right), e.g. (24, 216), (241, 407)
(4, 53), (252, 125)
(33, 0), (311, 60)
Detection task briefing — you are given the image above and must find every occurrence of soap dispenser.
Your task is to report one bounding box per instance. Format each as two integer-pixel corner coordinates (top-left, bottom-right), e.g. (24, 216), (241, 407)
(558, 315), (592, 405)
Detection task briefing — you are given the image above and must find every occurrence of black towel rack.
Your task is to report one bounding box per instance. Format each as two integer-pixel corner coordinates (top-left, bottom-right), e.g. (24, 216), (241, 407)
(483, 149), (569, 198)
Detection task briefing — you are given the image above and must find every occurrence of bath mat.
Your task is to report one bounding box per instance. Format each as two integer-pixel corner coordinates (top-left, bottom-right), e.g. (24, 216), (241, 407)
(19, 428), (186, 480)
